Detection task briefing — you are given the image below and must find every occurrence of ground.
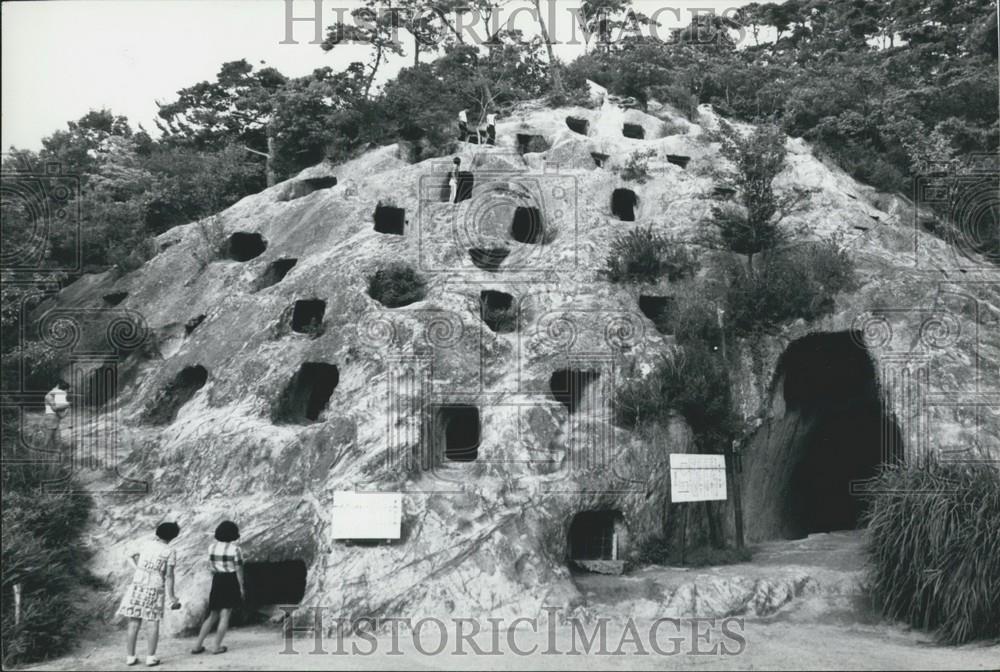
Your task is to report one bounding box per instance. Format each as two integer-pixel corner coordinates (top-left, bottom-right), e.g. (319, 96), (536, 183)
(26, 532), (1000, 671)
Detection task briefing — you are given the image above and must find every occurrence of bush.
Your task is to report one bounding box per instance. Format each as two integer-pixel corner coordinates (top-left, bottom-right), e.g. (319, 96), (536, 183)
(603, 227), (699, 284)
(615, 344), (736, 452)
(865, 462), (1000, 645)
(617, 150), (656, 183)
(723, 242), (855, 336)
(367, 263), (427, 308)
(1, 415), (99, 667)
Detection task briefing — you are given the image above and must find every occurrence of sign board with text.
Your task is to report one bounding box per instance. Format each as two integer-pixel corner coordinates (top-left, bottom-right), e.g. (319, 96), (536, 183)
(669, 454), (727, 502)
(330, 492), (402, 540)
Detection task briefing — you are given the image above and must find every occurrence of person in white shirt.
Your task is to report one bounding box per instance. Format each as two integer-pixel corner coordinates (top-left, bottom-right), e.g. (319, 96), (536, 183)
(486, 113), (497, 146)
(44, 380), (70, 452)
(458, 109), (469, 142)
(448, 157), (461, 204)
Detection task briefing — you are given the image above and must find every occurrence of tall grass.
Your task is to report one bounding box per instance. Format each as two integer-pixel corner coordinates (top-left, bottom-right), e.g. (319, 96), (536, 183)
(864, 462), (1000, 645)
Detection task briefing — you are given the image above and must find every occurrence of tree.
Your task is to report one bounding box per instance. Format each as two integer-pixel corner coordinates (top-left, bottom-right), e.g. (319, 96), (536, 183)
(156, 60), (287, 185)
(322, 5), (405, 98)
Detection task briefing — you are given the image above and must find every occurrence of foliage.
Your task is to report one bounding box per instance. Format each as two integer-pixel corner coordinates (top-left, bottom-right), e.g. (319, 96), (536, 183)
(367, 263), (427, 308)
(865, 462), (1000, 645)
(602, 226), (699, 284)
(615, 343), (736, 452)
(1, 411), (99, 667)
(723, 242), (856, 336)
(617, 149), (655, 183)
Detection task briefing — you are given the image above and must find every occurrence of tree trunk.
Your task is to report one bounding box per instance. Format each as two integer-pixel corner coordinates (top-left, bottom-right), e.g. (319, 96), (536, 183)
(532, 0), (564, 98)
(265, 135), (277, 188)
(413, 34), (420, 67)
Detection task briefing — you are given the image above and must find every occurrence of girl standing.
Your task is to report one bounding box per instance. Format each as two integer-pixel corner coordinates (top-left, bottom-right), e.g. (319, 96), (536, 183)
(191, 520), (245, 655)
(117, 522), (181, 666)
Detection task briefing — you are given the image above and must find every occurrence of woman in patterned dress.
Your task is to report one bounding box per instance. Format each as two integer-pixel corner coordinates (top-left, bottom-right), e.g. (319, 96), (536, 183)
(117, 522), (181, 666)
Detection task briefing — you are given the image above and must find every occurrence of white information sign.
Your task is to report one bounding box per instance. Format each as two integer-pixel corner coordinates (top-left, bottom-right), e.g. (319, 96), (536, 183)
(331, 492), (402, 540)
(669, 454), (727, 503)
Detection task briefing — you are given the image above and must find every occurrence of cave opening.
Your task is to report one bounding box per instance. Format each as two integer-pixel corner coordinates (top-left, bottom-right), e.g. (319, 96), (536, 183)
(373, 204), (406, 235)
(666, 155), (691, 169)
(291, 299), (326, 334)
(432, 404), (480, 462)
(622, 123), (645, 139)
(82, 359), (119, 408)
(226, 232), (268, 262)
(611, 189), (638, 221)
(243, 560), (307, 606)
(591, 152), (609, 168)
(511, 206), (544, 244)
(516, 133), (550, 155)
(468, 247), (510, 271)
(550, 368), (600, 415)
(144, 365), (208, 425)
(745, 331), (904, 540)
(184, 314), (206, 336)
(566, 117), (589, 135)
(480, 290), (516, 333)
(444, 171), (476, 203)
(254, 258), (298, 292)
(301, 176), (338, 190)
(103, 291), (128, 306)
(273, 362), (339, 423)
(638, 295), (675, 334)
(568, 510), (624, 561)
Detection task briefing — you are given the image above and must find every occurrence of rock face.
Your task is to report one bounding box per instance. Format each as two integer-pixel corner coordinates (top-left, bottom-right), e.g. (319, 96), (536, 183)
(35, 96), (998, 634)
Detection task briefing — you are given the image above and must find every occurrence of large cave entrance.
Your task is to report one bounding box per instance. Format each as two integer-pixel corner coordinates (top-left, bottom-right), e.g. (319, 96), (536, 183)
(550, 368), (600, 415)
(272, 362), (339, 423)
(742, 331), (904, 541)
(143, 365), (208, 425)
(243, 560), (307, 606)
(225, 232), (267, 262)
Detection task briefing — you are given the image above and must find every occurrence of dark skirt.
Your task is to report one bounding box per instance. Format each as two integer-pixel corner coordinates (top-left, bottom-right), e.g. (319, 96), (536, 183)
(208, 572), (241, 611)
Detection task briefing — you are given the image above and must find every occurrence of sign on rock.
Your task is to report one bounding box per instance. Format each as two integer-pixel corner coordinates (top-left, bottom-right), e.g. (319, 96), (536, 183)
(331, 492), (402, 540)
(669, 454), (727, 503)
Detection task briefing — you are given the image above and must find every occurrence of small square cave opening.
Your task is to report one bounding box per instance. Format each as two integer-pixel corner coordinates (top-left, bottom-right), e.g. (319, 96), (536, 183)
(611, 188), (637, 221)
(254, 258), (298, 291)
(373, 204), (405, 235)
(566, 117), (589, 135)
(622, 123), (645, 139)
(480, 290), (516, 333)
(272, 362), (339, 423)
(431, 404), (480, 462)
(291, 299), (326, 334)
(550, 368), (600, 415)
(511, 206), (544, 244)
(225, 232), (268, 262)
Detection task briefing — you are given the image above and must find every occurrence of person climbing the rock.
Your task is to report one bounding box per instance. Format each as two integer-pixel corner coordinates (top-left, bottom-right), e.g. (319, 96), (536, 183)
(486, 112), (497, 146)
(191, 520), (245, 656)
(117, 522), (182, 667)
(44, 379), (71, 455)
(448, 157), (461, 204)
(457, 109), (469, 142)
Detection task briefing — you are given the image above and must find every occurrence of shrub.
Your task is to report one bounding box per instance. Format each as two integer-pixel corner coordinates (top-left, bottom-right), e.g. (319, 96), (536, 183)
(615, 344), (736, 452)
(1, 417), (99, 667)
(723, 242), (855, 336)
(865, 462), (1000, 645)
(603, 227), (699, 284)
(367, 263), (427, 308)
(617, 150), (656, 183)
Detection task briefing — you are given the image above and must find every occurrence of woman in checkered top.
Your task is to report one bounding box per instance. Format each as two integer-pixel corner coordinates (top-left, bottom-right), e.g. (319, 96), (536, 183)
(191, 521), (245, 655)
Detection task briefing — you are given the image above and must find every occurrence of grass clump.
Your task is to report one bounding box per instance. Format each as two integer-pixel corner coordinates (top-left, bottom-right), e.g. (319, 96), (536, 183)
(864, 462), (1000, 645)
(367, 263), (427, 308)
(603, 226), (699, 284)
(617, 149), (656, 183)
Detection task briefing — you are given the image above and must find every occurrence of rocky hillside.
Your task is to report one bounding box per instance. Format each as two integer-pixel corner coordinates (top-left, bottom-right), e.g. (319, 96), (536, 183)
(36, 89), (999, 633)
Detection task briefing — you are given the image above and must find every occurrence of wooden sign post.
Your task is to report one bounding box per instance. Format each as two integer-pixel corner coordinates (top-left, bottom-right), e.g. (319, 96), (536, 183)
(670, 453), (728, 563)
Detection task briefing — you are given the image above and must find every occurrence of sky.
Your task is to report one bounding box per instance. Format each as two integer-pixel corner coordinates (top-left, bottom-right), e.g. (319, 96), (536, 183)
(2, 0), (749, 151)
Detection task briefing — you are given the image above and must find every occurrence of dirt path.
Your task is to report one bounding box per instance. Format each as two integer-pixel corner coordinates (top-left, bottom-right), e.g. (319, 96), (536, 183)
(24, 618), (1000, 671)
(25, 532), (1000, 670)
